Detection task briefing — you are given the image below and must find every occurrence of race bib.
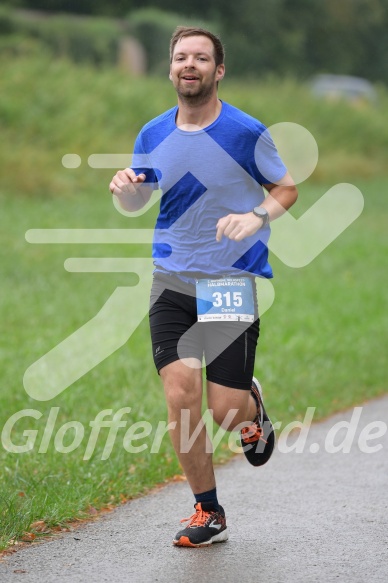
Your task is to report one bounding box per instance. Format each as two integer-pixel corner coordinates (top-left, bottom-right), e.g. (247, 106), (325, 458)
(196, 277), (255, 322)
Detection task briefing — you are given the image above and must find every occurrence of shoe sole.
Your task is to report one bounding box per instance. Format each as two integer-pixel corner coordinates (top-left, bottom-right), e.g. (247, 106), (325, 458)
(173, 529), (228, 547)
(241, 377), (275, 467)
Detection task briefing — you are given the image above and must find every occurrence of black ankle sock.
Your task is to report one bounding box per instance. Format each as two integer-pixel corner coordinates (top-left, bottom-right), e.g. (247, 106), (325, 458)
(194, 487), (219, 511)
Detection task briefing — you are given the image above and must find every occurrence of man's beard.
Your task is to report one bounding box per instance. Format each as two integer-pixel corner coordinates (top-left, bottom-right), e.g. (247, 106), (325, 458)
(176, 76), (216, 106)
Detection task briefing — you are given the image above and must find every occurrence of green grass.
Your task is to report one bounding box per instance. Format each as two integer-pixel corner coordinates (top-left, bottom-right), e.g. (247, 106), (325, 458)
(1, 177), (387, 550)
(261, 178), (388, 419)
(1, 53), (388, 198)
(1, 54), (387, 550)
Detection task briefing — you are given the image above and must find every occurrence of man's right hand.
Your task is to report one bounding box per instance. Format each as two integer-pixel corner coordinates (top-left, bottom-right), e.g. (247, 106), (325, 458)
(109, 168), (147, 197)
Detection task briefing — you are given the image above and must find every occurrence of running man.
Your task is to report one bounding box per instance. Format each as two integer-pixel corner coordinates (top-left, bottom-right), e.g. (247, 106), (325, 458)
(109, 26), (298, 547)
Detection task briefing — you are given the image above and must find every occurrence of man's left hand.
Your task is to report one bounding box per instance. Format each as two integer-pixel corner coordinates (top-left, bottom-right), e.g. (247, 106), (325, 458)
(216, 212), (264, 242)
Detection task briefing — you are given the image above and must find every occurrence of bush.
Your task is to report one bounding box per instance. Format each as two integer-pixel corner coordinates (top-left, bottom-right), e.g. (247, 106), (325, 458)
(126, 8), (216, 75)
(0, 10), (121, 66)
(0, 6), (16, 35)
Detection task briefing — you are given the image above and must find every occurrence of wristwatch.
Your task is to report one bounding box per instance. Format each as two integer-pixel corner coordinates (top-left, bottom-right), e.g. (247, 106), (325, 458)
(252, 206), (270, 228)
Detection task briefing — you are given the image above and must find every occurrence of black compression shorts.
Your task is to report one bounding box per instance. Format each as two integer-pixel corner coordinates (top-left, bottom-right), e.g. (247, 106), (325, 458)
(149, 273), (260, 390)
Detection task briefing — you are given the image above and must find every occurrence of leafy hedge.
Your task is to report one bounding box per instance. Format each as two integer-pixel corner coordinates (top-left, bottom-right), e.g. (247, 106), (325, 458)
(0, 7), (120, 65)
(0, 6), (215, 74)
(125, 8), (214, 74)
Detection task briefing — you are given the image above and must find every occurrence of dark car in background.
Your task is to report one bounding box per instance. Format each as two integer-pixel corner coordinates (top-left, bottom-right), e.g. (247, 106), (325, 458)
(310, 74), (377, 105)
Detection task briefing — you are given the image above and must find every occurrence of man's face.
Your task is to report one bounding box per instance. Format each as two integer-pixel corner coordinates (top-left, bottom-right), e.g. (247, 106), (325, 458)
(169, 35), (225, 103)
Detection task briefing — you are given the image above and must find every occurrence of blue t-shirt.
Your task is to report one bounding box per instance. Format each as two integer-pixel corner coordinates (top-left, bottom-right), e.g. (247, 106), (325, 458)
(131, 101), (286, 279)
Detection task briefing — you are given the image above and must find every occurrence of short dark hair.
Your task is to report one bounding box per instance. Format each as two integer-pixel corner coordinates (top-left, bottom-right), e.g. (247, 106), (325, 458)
(169, 26), (225, 67)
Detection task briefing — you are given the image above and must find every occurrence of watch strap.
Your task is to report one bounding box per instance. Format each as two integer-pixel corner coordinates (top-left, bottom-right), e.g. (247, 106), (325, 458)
(252, 207), (270, 228)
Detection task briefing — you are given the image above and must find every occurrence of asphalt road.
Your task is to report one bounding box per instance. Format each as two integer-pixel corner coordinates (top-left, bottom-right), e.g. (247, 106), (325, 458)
(1, 396), (387, 583)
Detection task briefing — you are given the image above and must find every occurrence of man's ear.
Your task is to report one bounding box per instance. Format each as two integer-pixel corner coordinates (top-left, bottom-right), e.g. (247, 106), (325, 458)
(169, 69), (172, 81)
(216, 64), (225, 83)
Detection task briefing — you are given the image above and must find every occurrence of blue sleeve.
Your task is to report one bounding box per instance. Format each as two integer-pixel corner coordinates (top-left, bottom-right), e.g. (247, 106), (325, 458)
(254, 126), (287, 185)
(131, 132), (159, 188)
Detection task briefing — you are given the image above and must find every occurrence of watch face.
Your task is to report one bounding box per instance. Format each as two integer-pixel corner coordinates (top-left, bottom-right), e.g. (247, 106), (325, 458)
(253, 207), (269, 226)
(253, 207), (267, 217)
(254, 207), (265, 216)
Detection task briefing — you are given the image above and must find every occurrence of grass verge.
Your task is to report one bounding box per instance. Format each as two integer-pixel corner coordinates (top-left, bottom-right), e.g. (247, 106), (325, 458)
(1, 53), (387, 550)
(1, 176), (387, 550)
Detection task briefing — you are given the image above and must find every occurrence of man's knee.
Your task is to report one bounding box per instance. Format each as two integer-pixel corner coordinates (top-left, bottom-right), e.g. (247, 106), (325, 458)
(160, 360), (202, 411)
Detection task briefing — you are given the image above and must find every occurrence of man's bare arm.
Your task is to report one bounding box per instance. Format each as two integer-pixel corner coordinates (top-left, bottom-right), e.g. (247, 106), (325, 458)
(216, 171), (298, 242)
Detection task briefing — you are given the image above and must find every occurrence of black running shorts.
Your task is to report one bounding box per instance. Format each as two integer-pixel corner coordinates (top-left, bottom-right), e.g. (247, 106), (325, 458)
(149, 273), (260, 390)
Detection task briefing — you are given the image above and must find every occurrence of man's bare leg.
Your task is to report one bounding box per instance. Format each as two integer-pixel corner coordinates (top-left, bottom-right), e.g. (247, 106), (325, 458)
(160, 359), (216, 494)
(207, 381), (258, 429)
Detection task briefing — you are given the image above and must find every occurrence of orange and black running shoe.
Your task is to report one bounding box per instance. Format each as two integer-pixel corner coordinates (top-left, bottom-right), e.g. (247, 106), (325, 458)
(240, 377), (275, 467)
(173, 502), (228, 547)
